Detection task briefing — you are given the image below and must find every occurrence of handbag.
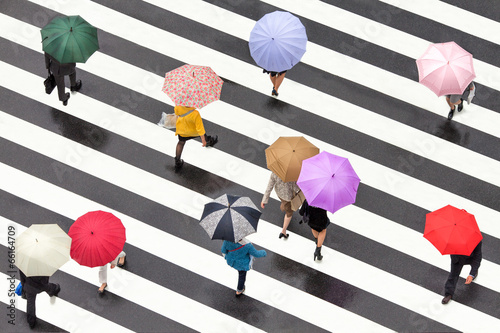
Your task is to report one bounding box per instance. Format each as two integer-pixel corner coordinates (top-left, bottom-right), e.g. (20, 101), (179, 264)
(290, 190), (305, 211)
(15, 282), (22, 296)
(157, 112), (178, 129)
(44, 69), (56, 95)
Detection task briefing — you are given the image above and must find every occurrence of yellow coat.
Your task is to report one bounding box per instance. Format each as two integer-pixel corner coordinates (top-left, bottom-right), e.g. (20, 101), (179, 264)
(174, 105), (206, 137)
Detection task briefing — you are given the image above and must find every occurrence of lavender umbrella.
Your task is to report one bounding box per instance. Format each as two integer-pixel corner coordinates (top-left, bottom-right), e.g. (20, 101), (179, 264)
(297, 152), (360, 214)
(249, 11), (307, 72)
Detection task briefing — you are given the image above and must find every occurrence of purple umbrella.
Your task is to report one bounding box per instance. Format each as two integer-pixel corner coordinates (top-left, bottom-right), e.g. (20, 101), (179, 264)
(249, 11), (307, 72)
(297, 152), (360, 214)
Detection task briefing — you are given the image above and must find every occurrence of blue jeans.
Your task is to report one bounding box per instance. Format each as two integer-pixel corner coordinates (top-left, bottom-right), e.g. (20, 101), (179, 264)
(237, 270), (247, 292)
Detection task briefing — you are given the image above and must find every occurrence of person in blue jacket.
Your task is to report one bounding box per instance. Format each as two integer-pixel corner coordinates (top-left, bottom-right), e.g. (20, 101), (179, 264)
(221, 239), (267, 297)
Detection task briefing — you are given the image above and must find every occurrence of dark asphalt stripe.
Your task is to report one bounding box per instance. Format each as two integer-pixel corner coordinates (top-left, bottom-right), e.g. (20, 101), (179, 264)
(0, 142), (458, 332)
(319, 0), (500, 69)
(0, 246), (195, 333)
(198, 0), (500, 114)
(1, 27), (500, 228)
(84, 0), (500, 159)
(0, 300), (67, 332)
(440, 0), (500, 23)
(0, 200), (323, 333)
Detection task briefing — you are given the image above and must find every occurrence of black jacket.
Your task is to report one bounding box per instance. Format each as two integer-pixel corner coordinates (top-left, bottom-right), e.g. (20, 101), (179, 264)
(45, 52), (76, 76)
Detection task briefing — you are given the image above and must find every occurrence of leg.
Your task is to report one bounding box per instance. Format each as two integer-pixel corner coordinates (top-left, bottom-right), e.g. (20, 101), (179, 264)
(236, 270), (247, 295)
(53, 74), (67, 101)
(281, 213), (292, 235)
(69, 71), (82, 92)
(316, 229), (327, 247)
(311, 229), (319, 240)
(444, 262), (463, 298)
(175, 140), (185, 160)
(269, 74), (276, 88)
(26, 292), (37, 328)
(273, 72), (286, 93)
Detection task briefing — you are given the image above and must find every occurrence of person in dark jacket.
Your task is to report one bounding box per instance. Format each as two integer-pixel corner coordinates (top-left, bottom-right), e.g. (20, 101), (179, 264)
(299, 199), (330, 261)
(45, 52), (82, 106)
(221, 239), (267, 297)
(442, 241), (482, 304)
(19, 270), (61, 329)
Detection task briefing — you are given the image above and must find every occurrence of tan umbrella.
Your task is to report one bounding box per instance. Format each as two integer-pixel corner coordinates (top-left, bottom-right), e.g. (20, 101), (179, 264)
(265, 136), (319, 182)
(15, 224), (72, 277)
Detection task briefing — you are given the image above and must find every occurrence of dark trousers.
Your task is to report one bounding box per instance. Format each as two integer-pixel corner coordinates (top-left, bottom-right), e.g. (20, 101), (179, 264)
(20, 272), (59, 327)
(54, 72), (76, 101)
(444, 262), (465, 296)
(237, 270), (247, 292)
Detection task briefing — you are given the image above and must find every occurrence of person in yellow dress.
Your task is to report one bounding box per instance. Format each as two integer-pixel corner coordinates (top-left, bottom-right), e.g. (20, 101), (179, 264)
(174, 105), (218, 170)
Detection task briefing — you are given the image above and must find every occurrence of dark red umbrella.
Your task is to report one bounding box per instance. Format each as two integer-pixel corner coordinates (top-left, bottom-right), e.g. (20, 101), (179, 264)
(424, 205), (482, 256)
(68, 211), (126, 267)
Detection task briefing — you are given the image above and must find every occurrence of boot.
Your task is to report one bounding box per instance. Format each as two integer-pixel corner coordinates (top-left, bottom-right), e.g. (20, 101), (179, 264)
(174, 157), (184, 170)
(205, 135), (218, 147)
(314, 246), (323, 261)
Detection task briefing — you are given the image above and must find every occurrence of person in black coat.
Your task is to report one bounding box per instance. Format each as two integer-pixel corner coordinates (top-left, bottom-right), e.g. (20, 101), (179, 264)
(19, 270), (61, 329)
(442, 241), (482, 304)
(299, 199), (330, 261)
(44, 52), (82, 106)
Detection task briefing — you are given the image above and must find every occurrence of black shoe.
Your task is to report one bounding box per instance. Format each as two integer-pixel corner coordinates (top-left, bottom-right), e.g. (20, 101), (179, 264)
(314, 246), (323, 261)
(62, 93), (70, 106)
(174, 158), (184, 170)
(52, 284), (61, 297)
(458, 99), (464, 112)
(447, 109), (454, 120)
(29, 320), (36, 329)
(206, 135), (218, 147)
(117, 256), (126, 268)
(70, 80), (82, 92)
(272, 87), (278, 97)
(442, 295), (452, 304)
(279, 232), (289, 239)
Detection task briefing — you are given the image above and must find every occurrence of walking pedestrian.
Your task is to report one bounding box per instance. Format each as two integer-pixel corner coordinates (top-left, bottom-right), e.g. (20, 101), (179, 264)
(445, 81), (475, 120)
(19, 270), (61, 329)
(221, 238), (267, 297)
(299, 199), (330, 261)
(174, 105), (218, 170)
(98, 251), (126, 295)
(442, 241), (482, 304)
(263, 69), (287, 97)
(261, 171), (301, 239)
(44, 52), (82, 106)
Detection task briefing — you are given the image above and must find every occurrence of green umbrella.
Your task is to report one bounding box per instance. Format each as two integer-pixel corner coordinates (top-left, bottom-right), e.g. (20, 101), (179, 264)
(41, 15), (99, 63)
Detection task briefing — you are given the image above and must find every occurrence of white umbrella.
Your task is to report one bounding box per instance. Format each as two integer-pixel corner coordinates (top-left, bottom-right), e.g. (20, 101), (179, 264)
(16, 224), (72, 277)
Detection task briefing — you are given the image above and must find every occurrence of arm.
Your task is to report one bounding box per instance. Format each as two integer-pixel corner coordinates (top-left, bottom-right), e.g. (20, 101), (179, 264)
(194, 112), (206, 144)
(261, 173), (276, 208)
(221, 241), (228, 255)
(468, 241), (482, 277)
(44, 53), (51, 70)
(247, 244), (267, 258)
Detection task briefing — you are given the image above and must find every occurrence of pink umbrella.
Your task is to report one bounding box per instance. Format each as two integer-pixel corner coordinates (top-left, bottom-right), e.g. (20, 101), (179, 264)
(297, 152), (360, 214)
(416, 41), (475, 96)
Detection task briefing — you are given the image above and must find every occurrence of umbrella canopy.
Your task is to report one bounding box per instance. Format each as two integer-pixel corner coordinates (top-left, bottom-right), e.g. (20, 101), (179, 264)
(41, 15), (99, 63)
(416, 41), (475, 96)
(200, 194), (261, 242)
(265, 136), (319, 182)
(162, 64), (224, 109)
(297, 152), (360, 214)
(15, 224), (71, 277)
(249, 11), (307, 72)
(424, 205), (482, 256)
(68, 211), (126, 267)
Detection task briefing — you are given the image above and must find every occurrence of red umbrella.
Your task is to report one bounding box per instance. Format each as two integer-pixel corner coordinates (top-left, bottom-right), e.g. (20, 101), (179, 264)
(68, 211), (126, 267)
(424, 205), (482, 256)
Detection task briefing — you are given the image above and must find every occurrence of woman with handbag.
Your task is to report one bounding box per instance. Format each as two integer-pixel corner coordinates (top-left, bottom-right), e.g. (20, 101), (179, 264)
(261, 171), (301, 239)
(221, 238), (267, 297)
(299, 199), (330, 261)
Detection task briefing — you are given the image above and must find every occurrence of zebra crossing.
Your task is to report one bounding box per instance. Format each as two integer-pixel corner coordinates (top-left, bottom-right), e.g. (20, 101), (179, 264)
(0, 0), (499, 332)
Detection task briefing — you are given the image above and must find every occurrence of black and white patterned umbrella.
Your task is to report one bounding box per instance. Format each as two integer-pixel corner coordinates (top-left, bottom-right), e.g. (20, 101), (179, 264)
(199, 194), (262, 242)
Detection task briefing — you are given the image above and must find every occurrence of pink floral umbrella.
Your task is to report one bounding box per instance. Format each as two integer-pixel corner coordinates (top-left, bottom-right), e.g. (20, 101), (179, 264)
(297, 152), (360, 214)
(416, 41), (475, 96)
(162, 64), (224, 109)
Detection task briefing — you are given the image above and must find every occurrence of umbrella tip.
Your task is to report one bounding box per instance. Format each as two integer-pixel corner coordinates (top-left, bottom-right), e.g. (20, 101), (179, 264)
(91, 231), (93, 235)
(70, 27), (73, 32)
